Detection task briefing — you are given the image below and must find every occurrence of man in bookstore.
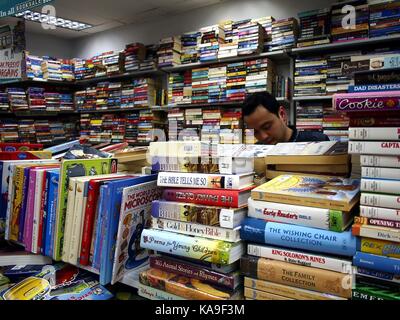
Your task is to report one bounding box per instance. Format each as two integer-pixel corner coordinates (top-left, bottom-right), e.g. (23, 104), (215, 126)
(243, 91), (330, 144)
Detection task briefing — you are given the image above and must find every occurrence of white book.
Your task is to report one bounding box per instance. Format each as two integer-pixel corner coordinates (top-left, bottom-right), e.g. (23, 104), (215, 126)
(360, 155), (400, 168)
(157, 172), (254, 189)
(348, 141), (400, 155)
(247, 244), (353, 274)
(353, 224), (400, 243)
(151, 217), (241, 242)
(349, 127), (400, 141)
(360, 205), (400, 222)
(248, 198), (352, 232)
(361, 178), (400, 195)
(362, 167), (400, 180)
(361, 193), (400, 210)
(151, 200), (246, 229)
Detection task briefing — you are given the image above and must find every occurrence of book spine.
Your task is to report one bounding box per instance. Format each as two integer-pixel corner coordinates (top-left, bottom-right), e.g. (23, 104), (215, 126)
(23, 171), (36, 251)
(244, 277), (346, 300)
(240, 256), (352, 298)
(46, 173), (59, 258)
(362, 168), (400, 181)
(79, 181), (98, 266)
(248, 198), (347, 232)
(348, 84), (400, 93)
(349, 127), (400, 140)
(61, 180), (76, 261)
(92, 186), (108, 270)
(151, 217), (241, 242)
(361, 178), (400, 195)
(149, 255), (239, 290)
(352, 288), (385, 300)
(352, 224), (400, 243)
(31, 172), (44, 254)
(353, 252), (400, 275)
(137, 284), (185, 300)
(360, 205), (400, 222)
(42, 174), (51, 255)
(157, 172), (247, 189)
(240, 217), (357, 257)
(151, 200), (243, 228)
(358, 237), (400, 259)
(244, 287), (292, 300)
(361, 193), (400, 210)
(162, 188), (241, 208)
(348, 141), (400, 155)
(356, 266), (400, 284)
(38, 171), (48, 254)
(360, 155), (400, 168)
(355, 216), (400, 229)
(140, 228), (243, 265)
(247, 244), (353, 274)
(18, 170), (30, 243)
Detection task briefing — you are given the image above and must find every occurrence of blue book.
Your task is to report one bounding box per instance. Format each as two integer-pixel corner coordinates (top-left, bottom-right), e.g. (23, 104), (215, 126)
(99, 174), (158, 285)
(44, 170), (60, 258)
(92, 185), (108, 271)
(356, 266), (400, 283)
(240, 217), (357, 257)
(348, 83), (400, 92)
(353, 251), (400, 275)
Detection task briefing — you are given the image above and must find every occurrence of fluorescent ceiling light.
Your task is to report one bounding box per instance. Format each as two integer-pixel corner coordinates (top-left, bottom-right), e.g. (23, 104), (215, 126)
(15, 10), (92, 31)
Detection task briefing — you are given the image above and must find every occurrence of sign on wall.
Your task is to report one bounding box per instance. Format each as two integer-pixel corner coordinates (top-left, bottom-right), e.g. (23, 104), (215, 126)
(0, 48), (23, 81)
(0, 0), (54, 18)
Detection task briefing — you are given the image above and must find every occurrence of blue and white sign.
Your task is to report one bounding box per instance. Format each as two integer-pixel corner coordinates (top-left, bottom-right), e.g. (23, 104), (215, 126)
(0, 0), (54, 18)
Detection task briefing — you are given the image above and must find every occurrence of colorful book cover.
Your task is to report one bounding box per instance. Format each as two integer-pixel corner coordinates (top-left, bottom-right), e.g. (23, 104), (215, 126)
(140, 228), (245, 265)
(333, 91), (400, 112)
(111, 179), (162, 285)
(23, 168), (37, 251)
(0, 151), (52, 160)
(353, 252), (400, 275)
(17, 167), (31, 243)
(44, 170), (60, 258)
(0, 143), (43, 152)
(358, 237), (400, 259)
(251, 175), (360, 211)
(240, 217), (358, 257)
(99, 174), (159, 285)
(54, 158), (118, 261)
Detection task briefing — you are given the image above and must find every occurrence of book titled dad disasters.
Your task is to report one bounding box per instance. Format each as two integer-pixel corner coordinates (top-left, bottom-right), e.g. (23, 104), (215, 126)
(251, 175), (360, 211)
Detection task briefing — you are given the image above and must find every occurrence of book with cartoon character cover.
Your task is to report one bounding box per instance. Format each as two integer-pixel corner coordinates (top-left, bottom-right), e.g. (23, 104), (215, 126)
(53, 159), (118, 261)
(111, 179), (162, 285)
(251, 175), (360, 211)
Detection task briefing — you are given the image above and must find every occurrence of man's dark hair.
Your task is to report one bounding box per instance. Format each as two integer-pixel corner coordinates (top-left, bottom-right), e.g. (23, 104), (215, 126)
(242, 91), (280, 117)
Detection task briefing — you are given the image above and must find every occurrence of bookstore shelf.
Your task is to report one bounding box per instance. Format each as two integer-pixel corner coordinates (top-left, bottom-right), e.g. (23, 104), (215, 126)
(161, 50), (289, 72)
(75, 69), (163, 85)
(291, 34), (400, 55)
(77, 107), (153, 114)
(292, 96), (333, 101)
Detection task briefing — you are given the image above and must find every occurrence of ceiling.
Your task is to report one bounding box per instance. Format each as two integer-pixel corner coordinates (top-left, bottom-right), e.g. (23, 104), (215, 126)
(2, 0), (234, 39)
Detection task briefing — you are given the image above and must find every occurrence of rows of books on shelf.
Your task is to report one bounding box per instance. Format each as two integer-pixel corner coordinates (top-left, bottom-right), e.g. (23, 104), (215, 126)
(333, 89), (400, 300)
(296, 8), (331, 48)
(0, 118), (78, 144)
(271, 18), (298, 51)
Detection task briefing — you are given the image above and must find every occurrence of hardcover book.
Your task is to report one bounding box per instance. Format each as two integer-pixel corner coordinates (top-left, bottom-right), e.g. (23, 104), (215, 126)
(251, 175), (360, 211)
(353, 252), (400, 275)
(111, 179), (162, 285)
(358, 237), (400, 259)
(333, 91), (400, 112)
(140, 228), (245, 265)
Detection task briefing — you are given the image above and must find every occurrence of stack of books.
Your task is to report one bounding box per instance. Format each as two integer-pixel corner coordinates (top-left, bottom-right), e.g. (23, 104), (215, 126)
(73, 58), (86, 80)
(208, 65), (227, 103)
(167, 108), (185, 141)
(219, 108), (243, 144)
(271, 18), (298, 51)
(226, 62), (246, 102)
(168, 72), (185, 105)
(134, 78), (156, 107)
(335, 90), (400, 300)
(79, 114), (90, 140)
(326, 51), (357, 95)
(241, 172), (360, 300)
(201, 108), (222, 143)
(330, 0), (369, 43)
(60, 93), (75, 111)
(27, 87), (46, 112)
(18, 119), (36, 143)
(369, 1), (400, 38)
(323, 102), (349, 143)
(157, 36), (182, 67)
(44, 92), (61, 112)
(294, 56), (327, 97)
(60, 59), (75, 81)
(245, 58), (275, 94)
(192, 67), (209, 104)
(125, 112), (140, 143)
(25, 54), (44, 81)
(83, 59), (96, 79)
(139, 141), (252, 300)
(218, 20), (238, 59)
(0, 92), (9, 111)
(111, 116), (126, 143)
(34, 120), (52, 144)
(107, 82), (122, 109)
(199, 25), (225, 62)
(137, 110), (154, 143)
(121, 83), (135, 108)
(7, 88), (28, 112)
(63, 121), (78, 141)
(296, 101), (324, 132)
(95, 82), (109, 110)
(140, 44), (158, 70)
(103, 51), (121, 75)
(41, 56), (62, 81)
(92, 53), (107, 78)
(297, 8), (331, 48)
(180, 31), (201, 64)
(0, 120), (19, 142)
(123, 43), (146, 72)
(185, 108), (203, 128)
(49, 121), (65, 144)
(237, 21), (264, 55)
(251, 16), (275, 52)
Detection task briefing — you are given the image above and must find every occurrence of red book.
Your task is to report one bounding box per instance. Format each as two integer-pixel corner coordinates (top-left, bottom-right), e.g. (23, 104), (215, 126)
(37, 169), (50, 254)
(79, 175), (134, 266)
(0, 143), (43, 151)
(162, 186), (253, 208)
(0, 151), (52, 160)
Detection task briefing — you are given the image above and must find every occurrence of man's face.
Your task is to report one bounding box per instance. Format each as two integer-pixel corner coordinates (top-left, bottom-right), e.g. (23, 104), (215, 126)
(244, 105), (288, 144)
